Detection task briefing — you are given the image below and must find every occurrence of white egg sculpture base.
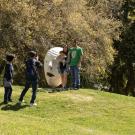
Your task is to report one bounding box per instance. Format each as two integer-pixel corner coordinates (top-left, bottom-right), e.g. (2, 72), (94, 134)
(44, 47), (63, 87)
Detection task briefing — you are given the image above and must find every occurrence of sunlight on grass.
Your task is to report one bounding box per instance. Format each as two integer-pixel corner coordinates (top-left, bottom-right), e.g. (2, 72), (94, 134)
(0, 86), (135, 135)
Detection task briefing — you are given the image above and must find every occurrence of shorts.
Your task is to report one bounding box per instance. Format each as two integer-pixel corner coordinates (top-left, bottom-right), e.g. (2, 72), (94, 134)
(59, 67), (67, 74)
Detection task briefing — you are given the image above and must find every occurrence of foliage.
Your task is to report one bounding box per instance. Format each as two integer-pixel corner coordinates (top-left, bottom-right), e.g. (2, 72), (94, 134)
(128, 0), (135, 20)
(0, 0), (124, 86)
(109, 0), (135, 95)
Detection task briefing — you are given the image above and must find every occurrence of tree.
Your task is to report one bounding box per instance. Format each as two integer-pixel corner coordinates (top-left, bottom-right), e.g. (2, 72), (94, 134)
(109, 0), (135, 95)
(0, 0), (124, 87)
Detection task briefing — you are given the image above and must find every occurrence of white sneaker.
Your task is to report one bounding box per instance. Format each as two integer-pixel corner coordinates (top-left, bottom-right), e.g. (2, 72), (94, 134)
(18, 100), (25, 105)
(30, 103), (37, 107)
(22, 100), (25, 103)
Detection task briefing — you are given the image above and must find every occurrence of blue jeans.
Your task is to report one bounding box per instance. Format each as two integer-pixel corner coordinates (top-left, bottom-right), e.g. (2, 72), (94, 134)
(70, 66), (80, 88)
(19, 80), (38, 103)
(4, 86), (12, 102)
(3, 78), (13, 102)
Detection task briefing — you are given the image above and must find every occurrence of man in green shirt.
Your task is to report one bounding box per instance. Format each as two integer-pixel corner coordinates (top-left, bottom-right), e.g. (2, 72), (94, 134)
(69, 39), (83, 90)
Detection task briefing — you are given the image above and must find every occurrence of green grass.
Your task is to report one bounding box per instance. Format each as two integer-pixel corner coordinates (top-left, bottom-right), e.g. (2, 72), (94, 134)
(0, 86), (135, 135)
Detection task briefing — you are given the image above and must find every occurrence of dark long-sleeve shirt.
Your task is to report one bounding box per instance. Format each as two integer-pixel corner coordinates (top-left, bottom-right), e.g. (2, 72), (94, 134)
(25, 58), (42, 81)
(4, 63), (13, 81)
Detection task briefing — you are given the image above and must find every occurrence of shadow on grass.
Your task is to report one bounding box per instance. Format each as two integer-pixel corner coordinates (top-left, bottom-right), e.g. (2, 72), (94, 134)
(47, 88), (69, 93)
(1, 103), (29, 111)
(0, 102), (5, 106)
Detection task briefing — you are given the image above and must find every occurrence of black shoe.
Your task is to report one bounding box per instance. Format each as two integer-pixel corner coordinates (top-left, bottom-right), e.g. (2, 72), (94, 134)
(73, 87), (80, 90)
(73, 88), (78, 90)
(4, 101), (8, 104)
(77, 85), (80, 89)
(70, 86), (76, 90)
(8, 99), (13, 102)
(61, 87), (65, 91)
(64, 87), (69, 91)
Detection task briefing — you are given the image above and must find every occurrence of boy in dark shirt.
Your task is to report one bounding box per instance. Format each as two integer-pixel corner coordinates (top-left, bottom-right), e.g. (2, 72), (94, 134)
(3, 54), (15, 104)
(18, 51), (42, 107)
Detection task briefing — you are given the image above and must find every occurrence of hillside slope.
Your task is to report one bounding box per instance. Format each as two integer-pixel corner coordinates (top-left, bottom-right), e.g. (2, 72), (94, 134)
(0, 86), (135, 135)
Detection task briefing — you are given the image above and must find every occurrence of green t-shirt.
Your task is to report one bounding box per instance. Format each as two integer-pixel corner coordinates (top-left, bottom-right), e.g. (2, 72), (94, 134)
(69, 46), (83, 66)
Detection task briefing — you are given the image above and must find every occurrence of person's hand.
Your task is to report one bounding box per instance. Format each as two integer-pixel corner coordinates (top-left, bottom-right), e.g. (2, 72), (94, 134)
(77, 63), (81, 69)
(36, 56), (39, 61)
(11, 79), (13, 83)
(67, 66), (70, 72)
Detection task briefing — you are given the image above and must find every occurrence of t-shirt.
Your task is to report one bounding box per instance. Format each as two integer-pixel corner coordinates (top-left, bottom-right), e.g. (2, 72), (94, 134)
(69, 46), (83, 66)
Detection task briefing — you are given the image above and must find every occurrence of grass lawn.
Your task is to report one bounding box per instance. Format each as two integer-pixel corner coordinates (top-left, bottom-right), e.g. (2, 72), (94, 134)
(0, 86), (135, 135)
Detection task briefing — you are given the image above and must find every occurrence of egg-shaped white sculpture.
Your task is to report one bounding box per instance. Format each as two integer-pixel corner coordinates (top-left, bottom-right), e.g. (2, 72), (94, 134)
(44, 47), (63, 87)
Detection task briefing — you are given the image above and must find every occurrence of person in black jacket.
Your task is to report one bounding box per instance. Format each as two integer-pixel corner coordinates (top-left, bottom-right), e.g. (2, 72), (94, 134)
(3, 54), (15, 104)
(18, 51), (42, 107)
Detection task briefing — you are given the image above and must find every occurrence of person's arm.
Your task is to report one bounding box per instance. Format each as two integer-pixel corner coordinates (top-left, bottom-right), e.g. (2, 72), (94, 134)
(66, 51), (71, 65)
(34, 54), (43, 68)
(36, 60), (43, 68)
(77, 56), (82, 67)
(77, 48), (83, 68)
(6, 64), (12, 81)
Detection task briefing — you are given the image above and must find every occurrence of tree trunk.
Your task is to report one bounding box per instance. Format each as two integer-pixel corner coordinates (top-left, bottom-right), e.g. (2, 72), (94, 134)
(123, 63), (135, 96)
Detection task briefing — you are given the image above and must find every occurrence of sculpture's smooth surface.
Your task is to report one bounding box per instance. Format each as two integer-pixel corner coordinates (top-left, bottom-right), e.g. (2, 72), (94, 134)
(44, 47), (63, 87)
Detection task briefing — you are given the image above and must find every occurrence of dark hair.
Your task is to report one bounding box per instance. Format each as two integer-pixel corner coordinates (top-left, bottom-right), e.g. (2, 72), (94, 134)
(29, 51), (37, 57)
(6, 54), (15, 62)
(63, 45), (68, 55)
(59, 51), (65, 54)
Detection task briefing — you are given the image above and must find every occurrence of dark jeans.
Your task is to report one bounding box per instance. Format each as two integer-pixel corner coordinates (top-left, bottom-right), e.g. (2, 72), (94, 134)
(4, 86), (12, 102)
(70, 66), (80, 88)
(19, 80), (38, 103)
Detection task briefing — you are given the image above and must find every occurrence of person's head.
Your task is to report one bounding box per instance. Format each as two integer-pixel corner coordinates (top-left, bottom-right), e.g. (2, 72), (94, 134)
(63, 45), (68, 53)
(29, 51), (37, 58)
(6, 54), (15, 63)
(72, 39), (78, 47)
(59, 51), (66, 57)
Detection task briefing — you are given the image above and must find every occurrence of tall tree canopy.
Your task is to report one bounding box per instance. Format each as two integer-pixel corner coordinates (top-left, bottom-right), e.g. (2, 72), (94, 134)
(0, 0), (124, 86)
(109, 0), (135, 95)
